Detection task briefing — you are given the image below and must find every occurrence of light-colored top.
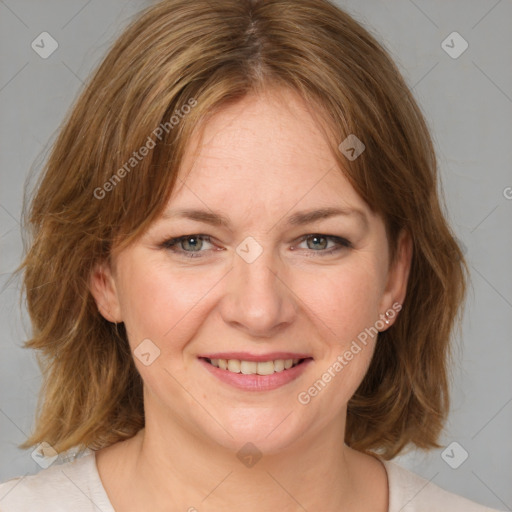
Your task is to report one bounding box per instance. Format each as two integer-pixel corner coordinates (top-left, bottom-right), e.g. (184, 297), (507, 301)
(0, 450), (503, 511)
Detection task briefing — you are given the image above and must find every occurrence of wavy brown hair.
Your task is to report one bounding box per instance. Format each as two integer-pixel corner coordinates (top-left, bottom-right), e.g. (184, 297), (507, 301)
(17, 0), (467, 459)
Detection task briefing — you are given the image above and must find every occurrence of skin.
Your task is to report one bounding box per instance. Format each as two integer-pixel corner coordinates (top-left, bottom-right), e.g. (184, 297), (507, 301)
(90, 86), (412, 512)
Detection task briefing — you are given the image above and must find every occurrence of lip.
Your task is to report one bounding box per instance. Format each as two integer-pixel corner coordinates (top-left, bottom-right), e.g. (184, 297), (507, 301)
(198, 356), (313, 392)
(198, 352), (312, 362)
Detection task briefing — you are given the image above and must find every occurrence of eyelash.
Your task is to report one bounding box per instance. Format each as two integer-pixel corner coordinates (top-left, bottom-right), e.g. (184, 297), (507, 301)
(161, 234), (352, 259)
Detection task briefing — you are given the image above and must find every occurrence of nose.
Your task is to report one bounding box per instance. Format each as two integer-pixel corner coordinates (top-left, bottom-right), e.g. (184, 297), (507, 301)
(219, 246), (298, 338)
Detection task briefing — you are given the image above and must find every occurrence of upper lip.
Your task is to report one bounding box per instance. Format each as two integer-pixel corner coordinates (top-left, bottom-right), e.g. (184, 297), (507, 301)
(199, 352), (313, 362)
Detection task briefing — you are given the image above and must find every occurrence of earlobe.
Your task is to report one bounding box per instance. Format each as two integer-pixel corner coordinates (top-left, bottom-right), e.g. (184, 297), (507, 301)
(89, 261), (122, 323)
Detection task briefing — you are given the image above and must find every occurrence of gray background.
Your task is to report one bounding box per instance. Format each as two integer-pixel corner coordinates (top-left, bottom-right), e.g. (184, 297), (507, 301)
(0, 0), (511, 509)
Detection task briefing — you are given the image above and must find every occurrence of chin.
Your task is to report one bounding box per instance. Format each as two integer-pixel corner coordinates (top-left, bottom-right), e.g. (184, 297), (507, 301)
(199, 406), (309, 457)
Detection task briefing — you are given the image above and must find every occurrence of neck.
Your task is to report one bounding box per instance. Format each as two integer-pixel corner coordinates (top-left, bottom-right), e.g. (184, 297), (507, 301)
(97, 401), (388, 512)
(126, 420), (364, 511)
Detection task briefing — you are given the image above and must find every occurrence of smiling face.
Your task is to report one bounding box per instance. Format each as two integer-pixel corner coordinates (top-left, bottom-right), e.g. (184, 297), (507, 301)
(90, 87), (411, 455)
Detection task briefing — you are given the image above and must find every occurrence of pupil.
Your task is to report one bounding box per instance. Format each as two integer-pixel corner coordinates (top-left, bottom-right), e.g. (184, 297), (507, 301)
(186, 237), (200, 251)
(310, 236), (326, 250)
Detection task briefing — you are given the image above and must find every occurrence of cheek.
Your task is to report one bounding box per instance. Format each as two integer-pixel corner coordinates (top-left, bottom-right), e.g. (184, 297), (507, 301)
(310, 257), (387, 405)
(117, 266), (171, 340)
(296, 256), (385, 344)
(296, 267), (383, 415)
(115, 254), (221, 349)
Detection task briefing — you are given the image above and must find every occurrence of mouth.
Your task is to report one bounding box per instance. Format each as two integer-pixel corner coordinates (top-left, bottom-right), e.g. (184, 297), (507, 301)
(200, 356), (311, 375)
(198, 354), (313, 391)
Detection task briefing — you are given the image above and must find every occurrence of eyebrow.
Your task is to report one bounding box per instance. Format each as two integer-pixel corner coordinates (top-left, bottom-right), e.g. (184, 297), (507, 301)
(161, 206), (369, 229)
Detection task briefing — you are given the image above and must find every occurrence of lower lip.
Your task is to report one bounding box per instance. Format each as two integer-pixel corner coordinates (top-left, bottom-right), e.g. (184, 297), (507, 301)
(199, 358), (313, 391)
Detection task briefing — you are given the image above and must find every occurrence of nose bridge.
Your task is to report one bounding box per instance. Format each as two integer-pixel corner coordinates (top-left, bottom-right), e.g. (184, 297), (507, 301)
(221, 238), (296, 335)
(238, 247), (279, 296)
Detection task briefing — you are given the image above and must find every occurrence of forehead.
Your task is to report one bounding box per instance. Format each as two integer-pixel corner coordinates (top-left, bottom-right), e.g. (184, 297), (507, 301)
(166, 88), (372, 225)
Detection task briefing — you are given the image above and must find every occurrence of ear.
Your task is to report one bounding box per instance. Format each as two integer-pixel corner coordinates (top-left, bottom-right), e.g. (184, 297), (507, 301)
(89, 261), (123, 323)
(378, 228), (413, 328)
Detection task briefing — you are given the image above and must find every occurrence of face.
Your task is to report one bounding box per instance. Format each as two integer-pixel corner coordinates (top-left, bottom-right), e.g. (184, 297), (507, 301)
(90, 87), (411, 454)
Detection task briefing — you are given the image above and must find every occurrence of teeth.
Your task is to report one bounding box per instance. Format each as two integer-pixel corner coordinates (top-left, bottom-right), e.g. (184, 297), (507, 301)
(208, 357), (303, 375)
(240, 361), (257, 374)
(227, 359), (241, 373)
(274, 359), (285, 372)
(255, 361), (274, 376)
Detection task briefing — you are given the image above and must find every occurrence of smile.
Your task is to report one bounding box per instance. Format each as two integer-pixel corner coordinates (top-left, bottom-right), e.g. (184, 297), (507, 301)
(198, 356), (313, 391)
(205, 357), (304, 375)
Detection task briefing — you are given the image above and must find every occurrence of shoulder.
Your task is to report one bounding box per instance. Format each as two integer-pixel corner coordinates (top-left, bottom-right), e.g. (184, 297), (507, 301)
(382, 459), (504, 512)
(0, 451), (114, 512)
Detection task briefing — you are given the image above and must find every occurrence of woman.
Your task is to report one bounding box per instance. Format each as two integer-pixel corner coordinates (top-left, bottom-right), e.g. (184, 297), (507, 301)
(0, 0), (503, 510)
